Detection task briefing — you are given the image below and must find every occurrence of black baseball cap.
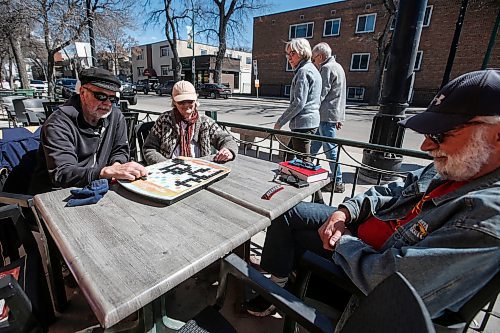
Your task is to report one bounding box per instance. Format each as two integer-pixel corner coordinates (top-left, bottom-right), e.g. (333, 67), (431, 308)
(79, 67), (121, 93)
(399, 69), (500, 134)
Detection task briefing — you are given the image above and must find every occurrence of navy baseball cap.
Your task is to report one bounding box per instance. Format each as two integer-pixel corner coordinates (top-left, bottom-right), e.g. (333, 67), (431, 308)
(399, 69), (500, 134)
(79, 67), (121, 93)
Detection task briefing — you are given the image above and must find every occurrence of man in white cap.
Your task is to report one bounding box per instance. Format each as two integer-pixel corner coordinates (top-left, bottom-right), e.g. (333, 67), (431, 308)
(246, 69), (500, 319)
(143, 80), (237, 164)
(30, 67), (147, 194)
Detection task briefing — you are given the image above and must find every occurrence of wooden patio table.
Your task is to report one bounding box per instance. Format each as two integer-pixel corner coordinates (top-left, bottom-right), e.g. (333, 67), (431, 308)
(33, 155), (329, 330)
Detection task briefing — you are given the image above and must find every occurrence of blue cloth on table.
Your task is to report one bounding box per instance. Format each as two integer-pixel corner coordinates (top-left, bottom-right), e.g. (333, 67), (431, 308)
(66, 179), (109, 207)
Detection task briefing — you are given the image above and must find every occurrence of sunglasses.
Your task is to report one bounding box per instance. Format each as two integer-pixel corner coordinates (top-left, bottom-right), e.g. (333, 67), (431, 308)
(177, 100), (196, 106)
(274, 172), (309, 188)
(424, 121), (486, 144)
(83, 86), (119, 103)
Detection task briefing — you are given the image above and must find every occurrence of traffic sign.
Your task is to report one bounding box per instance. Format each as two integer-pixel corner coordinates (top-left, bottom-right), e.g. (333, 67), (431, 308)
(254, 79), (260, 88)
(253, 59), (258, 76)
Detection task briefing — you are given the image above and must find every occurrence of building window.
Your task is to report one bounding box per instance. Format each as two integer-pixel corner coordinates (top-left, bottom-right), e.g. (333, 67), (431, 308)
(286, 60), (293, 72)
(246, 57), (252, 64)
(350, 53), (370, 71)
(414, 51), (423, 71)
(324, 18), (341, 36)
(137, 67), (144, 76)
(160, 46), (170, 57)
(284, 85), (291, 96)
(423, 5), (433, 27)
(289, 22), (314, 39)
(136, 53), (144, 61)
(347, 87), (365, 100)
(356, 13), (376, 33)
(161, 65), (170, 76)
(200, 49), (207, 55)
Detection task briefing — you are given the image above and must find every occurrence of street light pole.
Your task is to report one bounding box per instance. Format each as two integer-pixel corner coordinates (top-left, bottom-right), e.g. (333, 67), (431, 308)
(361, 0), (428, 180)
(191, 0), (196, 85)
(86, 0), (97, 67)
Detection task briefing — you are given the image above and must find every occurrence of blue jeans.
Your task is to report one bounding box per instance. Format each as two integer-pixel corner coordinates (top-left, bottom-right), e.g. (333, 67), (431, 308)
(260, 202), (337, 278)
(311, 122), (342, 183)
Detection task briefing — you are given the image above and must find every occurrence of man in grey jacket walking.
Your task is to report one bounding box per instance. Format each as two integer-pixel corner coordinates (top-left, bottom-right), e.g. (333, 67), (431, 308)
(311, 42), (347, 193)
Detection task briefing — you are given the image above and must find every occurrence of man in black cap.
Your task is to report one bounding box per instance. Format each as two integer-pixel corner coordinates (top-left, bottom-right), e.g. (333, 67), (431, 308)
(246, 69), (500, 319)
(30, 67), (146, 194)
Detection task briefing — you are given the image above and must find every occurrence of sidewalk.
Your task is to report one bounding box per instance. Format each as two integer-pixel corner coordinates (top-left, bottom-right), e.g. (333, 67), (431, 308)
(230, 94), (427, 114)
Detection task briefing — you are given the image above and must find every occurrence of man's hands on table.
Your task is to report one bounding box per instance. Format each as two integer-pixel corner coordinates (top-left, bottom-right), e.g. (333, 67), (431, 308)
(213, 148), (234, 162)
(318, 207), (351, 251)
(100, 161), (148, 181)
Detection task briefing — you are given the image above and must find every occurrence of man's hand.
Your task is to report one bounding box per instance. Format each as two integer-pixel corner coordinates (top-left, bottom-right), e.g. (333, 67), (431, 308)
(318, 208), (351, 251)
(100, 162), (147, 181)
(274, 123), (282, 130)
(336, 122), (343, 130)
(213, 148), (234, 162)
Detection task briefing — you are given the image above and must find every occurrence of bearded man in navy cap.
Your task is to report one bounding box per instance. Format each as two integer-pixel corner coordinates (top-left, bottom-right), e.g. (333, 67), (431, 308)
(246, 69), (500, 319)
(30, 67), (146, 194)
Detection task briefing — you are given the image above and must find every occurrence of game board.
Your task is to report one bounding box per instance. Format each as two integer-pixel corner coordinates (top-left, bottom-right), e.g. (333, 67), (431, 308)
(118, 157), (231, 204)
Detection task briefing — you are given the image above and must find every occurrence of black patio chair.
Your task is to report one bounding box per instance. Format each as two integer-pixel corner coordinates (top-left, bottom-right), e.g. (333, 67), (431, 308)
(42, 101), (64, 119)
(0, 275), (41, 333)
(177, 253), (435, 333)
(284, 251), (500, 333)
(135, 121), (155, 164)
(122, 112), (139, 161)
(0, 204), (55, 330)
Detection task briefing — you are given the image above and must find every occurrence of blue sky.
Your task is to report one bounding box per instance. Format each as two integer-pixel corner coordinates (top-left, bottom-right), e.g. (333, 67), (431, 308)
(130, 0), (341, 47)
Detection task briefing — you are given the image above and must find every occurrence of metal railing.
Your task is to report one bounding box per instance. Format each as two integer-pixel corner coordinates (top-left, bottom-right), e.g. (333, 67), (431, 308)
(217, 121), (433, 205)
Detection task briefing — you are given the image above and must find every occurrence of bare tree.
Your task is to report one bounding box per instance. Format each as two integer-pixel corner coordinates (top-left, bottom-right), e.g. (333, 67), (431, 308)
(0, 0), (31, 88)
(197, 0), (269, 83)
(370, 0), (398, 104)
(21, 0), (134, 95)
(145, 0), (190, 81)
(94, 17), (137, 76)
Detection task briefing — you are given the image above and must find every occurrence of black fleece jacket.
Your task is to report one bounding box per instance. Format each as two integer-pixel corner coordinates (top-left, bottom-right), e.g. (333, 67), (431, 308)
(29, 95), (129, 194)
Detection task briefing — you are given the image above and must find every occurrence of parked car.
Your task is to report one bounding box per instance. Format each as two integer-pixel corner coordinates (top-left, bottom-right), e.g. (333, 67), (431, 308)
(55, 78), (77, 98)
(119, 81), (137, 105)
(197, 83), (232, 99)
(155, 81), (176, 96)
(29, 79), (48, 95)
(135, 78), (160, 94)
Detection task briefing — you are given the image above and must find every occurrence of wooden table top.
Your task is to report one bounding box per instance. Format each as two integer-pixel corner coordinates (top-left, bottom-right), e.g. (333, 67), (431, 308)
(206, 155), (331, 220)
(34, 186), (270, 328)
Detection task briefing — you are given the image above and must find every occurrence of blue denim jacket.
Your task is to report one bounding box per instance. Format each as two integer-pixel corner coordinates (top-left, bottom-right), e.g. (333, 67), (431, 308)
(277, 60), (321, 130)
(335, 164), (500, 318)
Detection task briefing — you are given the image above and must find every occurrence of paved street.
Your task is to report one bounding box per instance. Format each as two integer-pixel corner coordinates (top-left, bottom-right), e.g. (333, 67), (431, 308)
(131, 93), (426, 151)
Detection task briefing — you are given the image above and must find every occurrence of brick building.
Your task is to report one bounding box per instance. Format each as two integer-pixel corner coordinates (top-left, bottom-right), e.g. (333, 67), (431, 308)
(252, 0), (499, 105)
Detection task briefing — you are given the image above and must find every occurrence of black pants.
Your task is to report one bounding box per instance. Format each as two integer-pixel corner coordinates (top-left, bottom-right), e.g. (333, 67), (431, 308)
(285, 128), (317, 162)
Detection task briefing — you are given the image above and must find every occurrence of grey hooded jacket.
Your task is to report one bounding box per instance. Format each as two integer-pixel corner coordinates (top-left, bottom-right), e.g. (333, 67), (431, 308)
(318, 56), (346, 123)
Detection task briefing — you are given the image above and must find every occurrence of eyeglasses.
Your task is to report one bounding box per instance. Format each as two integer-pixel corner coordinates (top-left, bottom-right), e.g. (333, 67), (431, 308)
(177, 100), (196, 106)
(285, 50), (297, 58)
(83, 86), (119, 103)
(424, 121), (486, 144)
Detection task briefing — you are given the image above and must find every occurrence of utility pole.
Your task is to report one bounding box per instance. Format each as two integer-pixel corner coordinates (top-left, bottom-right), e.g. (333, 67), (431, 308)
(361, 0), (428, 180)
(441, 0), (469, 88)
(85, 0), (97, 67)
(190, 0), (196, 85)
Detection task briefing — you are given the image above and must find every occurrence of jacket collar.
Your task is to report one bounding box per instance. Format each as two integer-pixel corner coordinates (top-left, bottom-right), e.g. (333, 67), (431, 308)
(294, 59), (309, 73)
(416, 164), (500, 205)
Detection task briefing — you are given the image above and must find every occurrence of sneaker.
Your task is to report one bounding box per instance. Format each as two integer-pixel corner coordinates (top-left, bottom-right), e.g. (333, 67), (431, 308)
(245, 295), (276, 317)
(334, 182), (345, 193)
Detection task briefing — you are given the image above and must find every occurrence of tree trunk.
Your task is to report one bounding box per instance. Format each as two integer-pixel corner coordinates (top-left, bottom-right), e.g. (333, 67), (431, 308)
(9, 35), (29, 89)
(47, 51), (56, 96)
(8, 58), (14, 89)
